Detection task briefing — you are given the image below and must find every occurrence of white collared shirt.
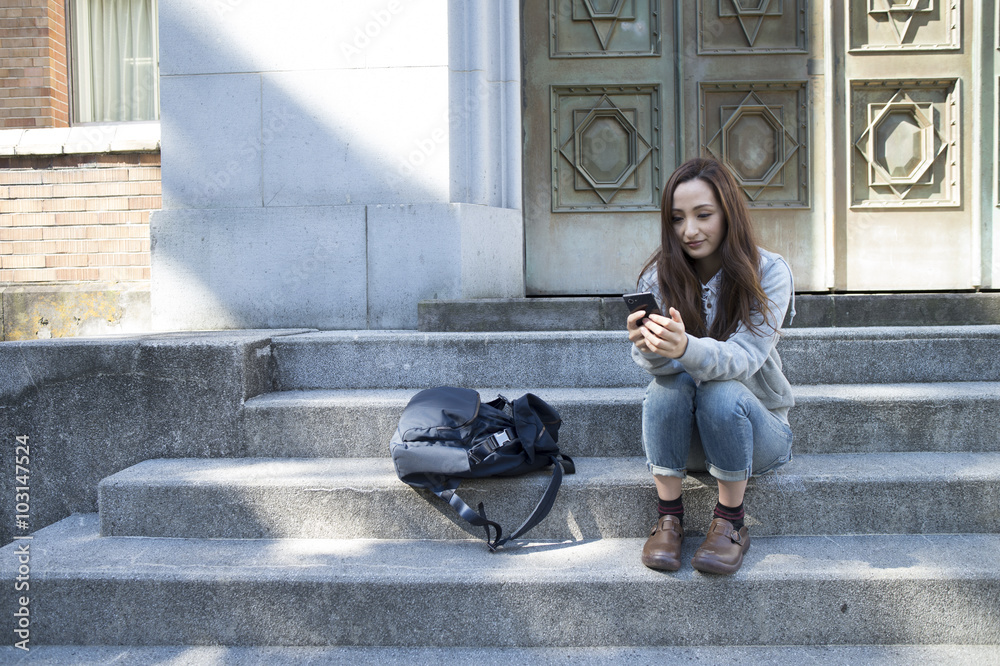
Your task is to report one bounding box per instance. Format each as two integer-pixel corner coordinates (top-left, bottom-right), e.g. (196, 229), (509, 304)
(701, 270), (723, 332)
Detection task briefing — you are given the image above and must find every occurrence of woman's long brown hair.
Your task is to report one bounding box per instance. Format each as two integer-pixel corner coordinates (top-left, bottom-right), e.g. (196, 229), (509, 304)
(640, 158), (771, 341)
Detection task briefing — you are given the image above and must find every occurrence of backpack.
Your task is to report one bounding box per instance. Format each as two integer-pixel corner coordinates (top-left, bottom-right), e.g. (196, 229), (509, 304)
(389, 386), (575, 550)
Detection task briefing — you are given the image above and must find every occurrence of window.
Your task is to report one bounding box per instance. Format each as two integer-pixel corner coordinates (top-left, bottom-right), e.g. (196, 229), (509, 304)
(70, 0), (160, 123)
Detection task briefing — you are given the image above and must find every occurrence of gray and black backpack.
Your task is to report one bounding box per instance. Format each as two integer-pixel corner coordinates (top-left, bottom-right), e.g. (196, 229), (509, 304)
(390, 386), (575, 550)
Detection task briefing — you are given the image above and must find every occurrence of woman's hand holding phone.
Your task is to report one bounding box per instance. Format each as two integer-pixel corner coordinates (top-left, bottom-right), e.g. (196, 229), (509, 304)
(626, 309), (654, 351)
(624, 291), (660, 352)
(640, 307), (688, 358)
(627, 307), (688, 359)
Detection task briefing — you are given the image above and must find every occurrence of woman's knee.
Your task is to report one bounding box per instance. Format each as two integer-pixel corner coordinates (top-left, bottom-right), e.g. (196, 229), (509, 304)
(643, 375), (697, 431)
(644, 373), (696, 407)
(694, 380), (754, 419)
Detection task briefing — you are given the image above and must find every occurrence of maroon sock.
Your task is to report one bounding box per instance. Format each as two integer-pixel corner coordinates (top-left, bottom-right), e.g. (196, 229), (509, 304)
(714, 501), (744, 531)
(657, 496), (684, 526)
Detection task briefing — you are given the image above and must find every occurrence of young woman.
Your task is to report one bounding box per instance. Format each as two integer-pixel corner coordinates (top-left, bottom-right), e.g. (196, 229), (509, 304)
(626, 157), (794, 575)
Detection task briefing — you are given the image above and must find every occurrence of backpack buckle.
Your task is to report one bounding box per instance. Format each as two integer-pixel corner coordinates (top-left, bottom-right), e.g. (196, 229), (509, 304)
(468, 428), (514, 465)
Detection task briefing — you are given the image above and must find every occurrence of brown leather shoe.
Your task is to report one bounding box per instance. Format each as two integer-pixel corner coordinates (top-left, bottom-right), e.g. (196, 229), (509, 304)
(690, 518), (750, 575)
(641, 515), (684, 571)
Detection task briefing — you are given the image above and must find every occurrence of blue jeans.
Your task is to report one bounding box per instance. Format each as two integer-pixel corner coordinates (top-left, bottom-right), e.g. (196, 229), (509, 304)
(642, 373), (792, 482)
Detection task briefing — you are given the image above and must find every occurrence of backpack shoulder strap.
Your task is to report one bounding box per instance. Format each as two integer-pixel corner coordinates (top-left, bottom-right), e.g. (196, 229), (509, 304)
(434, 488), (504, 550)
(495, 454), (574, 548)
(437, 454), (575, 551)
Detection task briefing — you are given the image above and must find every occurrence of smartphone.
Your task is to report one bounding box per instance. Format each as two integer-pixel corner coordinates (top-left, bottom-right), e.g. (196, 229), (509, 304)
(622, 291), (662, 319)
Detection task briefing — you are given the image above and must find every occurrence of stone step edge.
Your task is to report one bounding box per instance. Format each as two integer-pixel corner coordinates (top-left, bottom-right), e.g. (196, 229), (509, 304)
(239, 383), (1000, 458)
(7, 514), (1000, 583)
(417, 293), (1000, 332)
(3, 645), (999, 665)
(244, 382), (1000, 407)
(5, 516), (998, 648)
(270, 327), (1000, 390)
(98, 452), (1000, 492)
(97, 453), (1000, 539)
(274, 325), (1000, 344)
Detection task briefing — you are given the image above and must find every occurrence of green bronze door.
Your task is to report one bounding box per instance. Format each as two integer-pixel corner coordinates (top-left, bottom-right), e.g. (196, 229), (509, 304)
(522, 0), (674, 295)
(523, 1), (997, 294)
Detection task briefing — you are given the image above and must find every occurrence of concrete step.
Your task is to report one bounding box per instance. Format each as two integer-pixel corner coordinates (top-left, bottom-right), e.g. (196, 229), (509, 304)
(3, 644), (1000, 665)
(4, 515), (999, 647)
(271, 327), (1000, 389)
(242, 383), (1000, 458)
(417, 293), (1000, 331)
(98, 453), (1000, 540)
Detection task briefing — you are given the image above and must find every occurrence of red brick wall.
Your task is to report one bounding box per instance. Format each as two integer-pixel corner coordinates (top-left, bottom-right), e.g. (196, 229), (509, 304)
(0, 153), (158, 283)
(0, 0), (70, 128)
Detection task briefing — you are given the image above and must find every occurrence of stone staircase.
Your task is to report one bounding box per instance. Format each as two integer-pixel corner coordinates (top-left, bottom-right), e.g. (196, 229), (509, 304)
(2, 311), (1000, 661)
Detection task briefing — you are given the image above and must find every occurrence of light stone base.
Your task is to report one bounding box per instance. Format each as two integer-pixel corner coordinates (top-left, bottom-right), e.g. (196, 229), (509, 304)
(151, 203), (523, 331)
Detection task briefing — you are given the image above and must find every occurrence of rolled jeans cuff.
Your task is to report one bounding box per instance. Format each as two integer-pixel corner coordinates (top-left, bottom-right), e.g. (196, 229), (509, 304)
(647, 463), (686, 479)
(707, 462), (751, 483)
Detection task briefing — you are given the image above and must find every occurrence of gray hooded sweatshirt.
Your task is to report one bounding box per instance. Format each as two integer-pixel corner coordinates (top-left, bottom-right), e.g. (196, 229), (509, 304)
(630, 247), (795, 424)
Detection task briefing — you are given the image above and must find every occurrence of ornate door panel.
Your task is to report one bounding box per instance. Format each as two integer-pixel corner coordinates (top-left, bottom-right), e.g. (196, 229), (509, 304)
(836, 0), (974, 289)
(678, 0), (824, 290)
(522, 0), (674, 294)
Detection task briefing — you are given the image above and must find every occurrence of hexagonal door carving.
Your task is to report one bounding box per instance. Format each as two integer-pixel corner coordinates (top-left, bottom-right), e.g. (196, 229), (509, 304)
(703, 89), (803, 203)
(853, 87), (949, 201)
(723, 109), (785, 183)
(577, 112), (634, 188)
(552, 87), (660, 210)
(874, 110), (930, 179)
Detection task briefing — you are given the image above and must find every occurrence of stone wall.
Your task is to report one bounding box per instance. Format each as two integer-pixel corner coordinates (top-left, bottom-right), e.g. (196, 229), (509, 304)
(152, 0), (525, 331)
(0, 329), (296, 546)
